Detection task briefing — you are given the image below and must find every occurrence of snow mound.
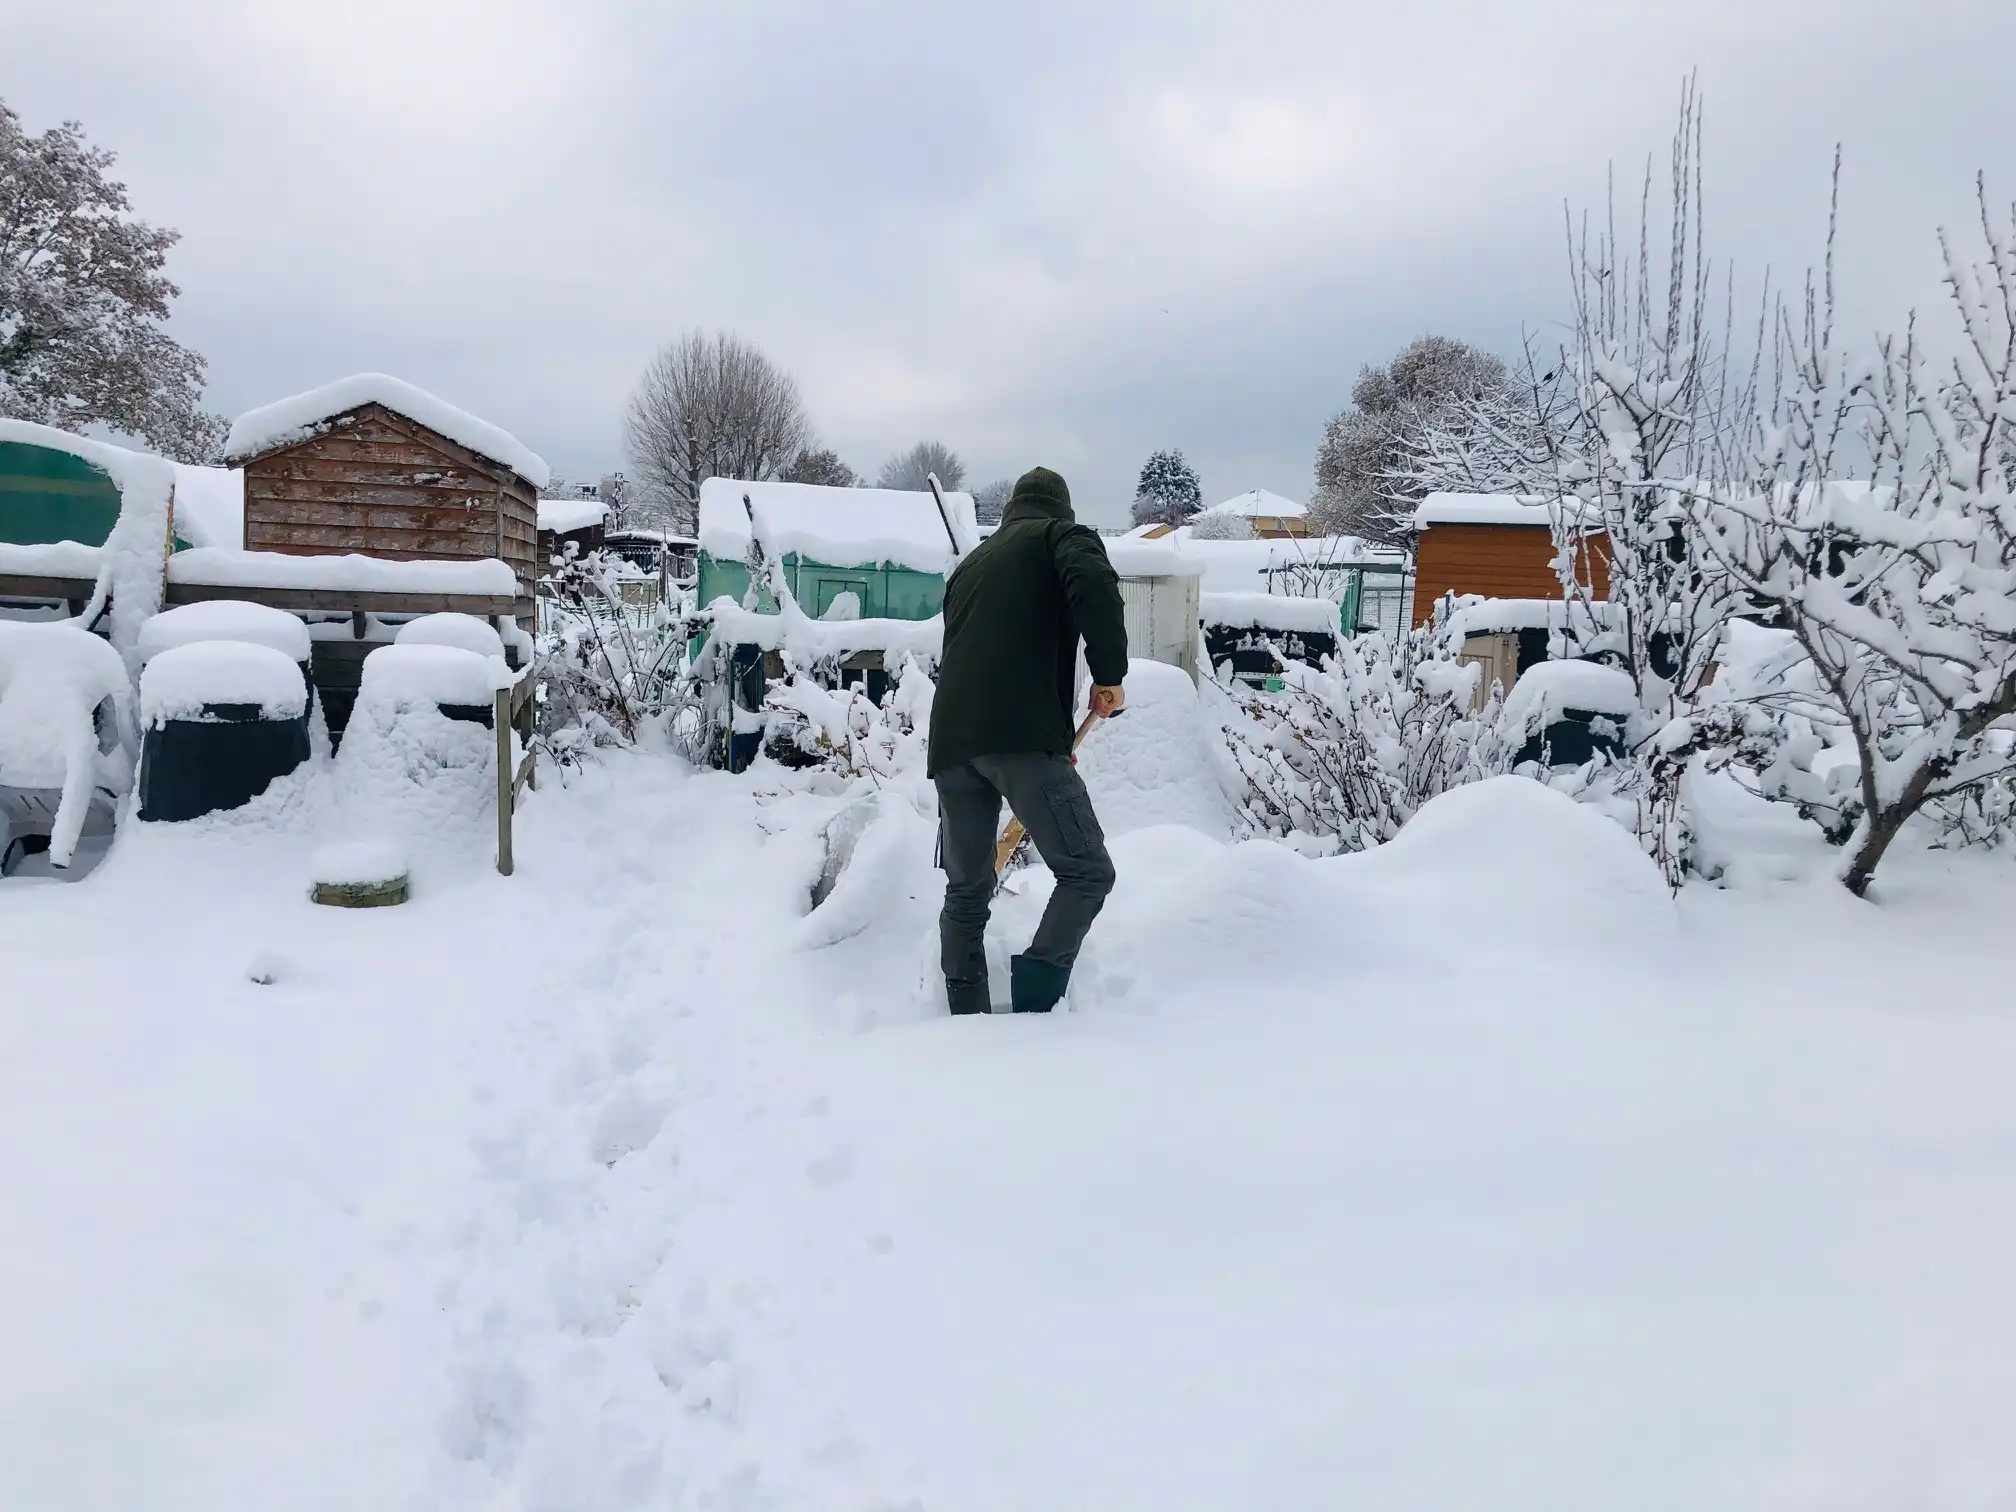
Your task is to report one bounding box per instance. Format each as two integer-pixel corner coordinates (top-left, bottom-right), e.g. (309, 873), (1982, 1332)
(1362, 775), (1670, 945)
(794, 791), (936, 952)
(394, 613), (507, 661)
(138, 600), (311, 665)
(1076, 659), (1236, 840)
(224, 373), (550, 489)
(140, 642), (307, 724)
(310, 838), (408, 886)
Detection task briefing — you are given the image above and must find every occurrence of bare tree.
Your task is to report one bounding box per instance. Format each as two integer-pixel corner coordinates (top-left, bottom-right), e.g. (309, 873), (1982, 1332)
(877, 440), (965, 492)
(1311, 336), (1515, 542)
(0, 99), (225, 462)
(970, 477), (1011, 524)
(780, 445), (857, 488)
(623, 331), (811, 534)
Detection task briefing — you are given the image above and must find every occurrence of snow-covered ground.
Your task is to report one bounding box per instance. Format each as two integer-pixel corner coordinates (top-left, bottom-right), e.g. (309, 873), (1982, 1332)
(5, 707), (2016, 1509)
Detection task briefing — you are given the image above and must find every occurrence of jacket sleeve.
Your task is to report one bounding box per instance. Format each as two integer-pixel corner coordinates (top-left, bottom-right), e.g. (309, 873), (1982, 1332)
(1052, 524), (1129, 685)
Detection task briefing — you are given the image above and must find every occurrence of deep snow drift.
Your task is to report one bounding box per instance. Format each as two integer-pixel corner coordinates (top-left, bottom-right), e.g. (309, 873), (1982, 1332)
(3, 725), (2016, 1510)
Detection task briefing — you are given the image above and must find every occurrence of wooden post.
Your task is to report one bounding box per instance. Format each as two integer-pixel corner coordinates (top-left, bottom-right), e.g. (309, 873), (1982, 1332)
(495, 686), (514, 876)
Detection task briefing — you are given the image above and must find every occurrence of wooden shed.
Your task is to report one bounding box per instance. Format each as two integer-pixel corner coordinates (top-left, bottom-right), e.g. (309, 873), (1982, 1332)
(536, 494), (610, 565)
(223, 374), (548, 599)
(1409, 493), (1610, 627)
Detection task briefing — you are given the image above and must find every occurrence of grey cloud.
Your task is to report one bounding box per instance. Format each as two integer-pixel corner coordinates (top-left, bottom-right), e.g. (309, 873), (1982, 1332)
(5, 0), (2015, 521)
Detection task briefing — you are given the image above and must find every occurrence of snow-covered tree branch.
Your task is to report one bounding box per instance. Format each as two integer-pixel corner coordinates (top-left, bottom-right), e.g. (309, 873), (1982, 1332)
(1693, 175), (2016, 894)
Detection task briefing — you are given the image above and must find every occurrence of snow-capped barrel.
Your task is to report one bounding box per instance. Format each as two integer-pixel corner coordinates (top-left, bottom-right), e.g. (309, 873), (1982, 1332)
(138, 600), (315, 719)
(1500, 659), (1637, 769)
(333, 643), (515, 844)
(138, 642), (310, 822)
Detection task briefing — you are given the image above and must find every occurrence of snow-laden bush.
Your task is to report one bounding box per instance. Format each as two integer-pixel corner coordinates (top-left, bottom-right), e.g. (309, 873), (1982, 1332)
(1222, 611), (1515, 853)
(537, 548), (690, 764)
(758, 654), (935, 793)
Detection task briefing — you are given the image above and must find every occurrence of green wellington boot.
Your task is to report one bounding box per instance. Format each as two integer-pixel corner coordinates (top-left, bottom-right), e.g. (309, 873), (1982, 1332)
(1009, 955), (1071, 1014)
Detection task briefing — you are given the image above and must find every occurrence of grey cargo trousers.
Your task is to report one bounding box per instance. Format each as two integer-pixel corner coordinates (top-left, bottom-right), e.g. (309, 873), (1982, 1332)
(935, 753), (1117, 987)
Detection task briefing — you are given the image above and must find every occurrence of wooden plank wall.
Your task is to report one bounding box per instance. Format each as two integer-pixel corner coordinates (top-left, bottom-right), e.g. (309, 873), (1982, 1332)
(242, 403), (540, 589)
(1410, 523), (1612, 626)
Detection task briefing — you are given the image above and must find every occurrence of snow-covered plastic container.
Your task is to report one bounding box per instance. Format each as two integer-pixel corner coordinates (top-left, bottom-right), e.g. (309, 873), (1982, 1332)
(334, 644), (513, 845)
(138, 642), (310, 821)
(137, 599), (316, 722)
(357, 642), (510, 726)
(1502, 659), (1637, 769)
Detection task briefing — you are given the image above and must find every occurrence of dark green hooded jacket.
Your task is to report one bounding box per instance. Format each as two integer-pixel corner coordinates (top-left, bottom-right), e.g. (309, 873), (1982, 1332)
(927, 467), (1128, 777)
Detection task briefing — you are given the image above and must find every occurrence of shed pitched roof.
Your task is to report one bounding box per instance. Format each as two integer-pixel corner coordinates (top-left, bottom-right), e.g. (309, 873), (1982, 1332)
(224, 373), (550, 489)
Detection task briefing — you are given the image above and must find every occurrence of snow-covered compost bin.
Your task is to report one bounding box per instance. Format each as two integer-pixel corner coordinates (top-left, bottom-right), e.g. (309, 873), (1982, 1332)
(1500, 659), (1637, 769)
(1201, 591), (1340, 687)
(334, 644), (514, 845)
(0, 621), (137, 870)
(138, 642), (309, 823)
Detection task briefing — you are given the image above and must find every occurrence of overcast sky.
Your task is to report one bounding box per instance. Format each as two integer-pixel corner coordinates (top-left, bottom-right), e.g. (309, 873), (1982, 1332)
(6, 0), (2014, 521)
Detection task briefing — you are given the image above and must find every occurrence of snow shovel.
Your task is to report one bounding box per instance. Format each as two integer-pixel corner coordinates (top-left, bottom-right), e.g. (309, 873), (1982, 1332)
(993, 708), (1111, 879)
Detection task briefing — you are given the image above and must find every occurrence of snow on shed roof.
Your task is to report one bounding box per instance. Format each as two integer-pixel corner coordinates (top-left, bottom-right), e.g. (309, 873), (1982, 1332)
(698, 478), (978, 575)
(1200, 488), (1307, 519)
(537, 497), (610, 535)
(1413, 493), (1559, 528)
(224, 374), (551, 489)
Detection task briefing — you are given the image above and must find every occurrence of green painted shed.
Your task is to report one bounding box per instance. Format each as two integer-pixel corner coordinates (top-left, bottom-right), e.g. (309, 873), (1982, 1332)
(0, 438), (129, 549)
(694, 477), (977, 623)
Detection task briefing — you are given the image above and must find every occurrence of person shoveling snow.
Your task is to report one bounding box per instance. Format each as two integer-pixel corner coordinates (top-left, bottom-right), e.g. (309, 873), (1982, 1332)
(928, 466), (1128, 1015)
